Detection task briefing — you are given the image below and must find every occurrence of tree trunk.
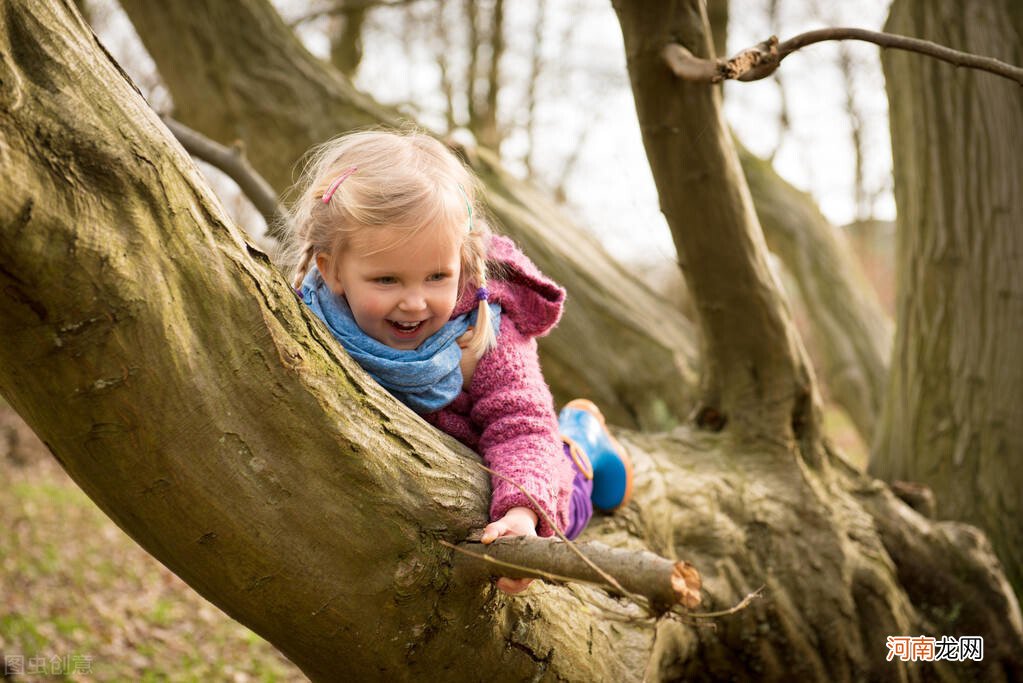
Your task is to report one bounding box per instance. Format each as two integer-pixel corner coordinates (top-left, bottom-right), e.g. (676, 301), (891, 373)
(3, 2), (1022, 681)
(739, 144), (892, 443)
(874, 0), (1023, 595)
(613, 0), (819, 451)
(329, 6), (367, 78)
(117, 0), (699, 432)
(702, 0), (891, 444)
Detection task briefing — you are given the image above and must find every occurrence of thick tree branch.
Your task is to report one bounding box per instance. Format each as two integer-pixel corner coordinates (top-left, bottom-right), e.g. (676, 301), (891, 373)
(615, 0), (822, 449)
(663, 27), (1023, 85)
(8, 3), (1023, 681)
(161, 116), (286, 241)
(738, 144), (891, 443)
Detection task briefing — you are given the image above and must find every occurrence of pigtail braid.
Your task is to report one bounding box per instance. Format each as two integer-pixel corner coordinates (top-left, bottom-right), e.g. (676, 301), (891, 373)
(466, 249), (497, 360)
(292, 243), (315, 291)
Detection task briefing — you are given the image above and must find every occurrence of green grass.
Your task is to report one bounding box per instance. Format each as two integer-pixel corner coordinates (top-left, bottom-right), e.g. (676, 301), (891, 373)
(0, 416), (306, 682)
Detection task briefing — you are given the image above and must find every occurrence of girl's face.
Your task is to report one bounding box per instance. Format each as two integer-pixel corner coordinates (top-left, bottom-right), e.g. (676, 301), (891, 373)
(316, 221), (463, 351)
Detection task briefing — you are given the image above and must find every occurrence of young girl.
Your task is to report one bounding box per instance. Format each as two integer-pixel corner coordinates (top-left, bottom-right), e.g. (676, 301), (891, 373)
(284, 130), (632, 593)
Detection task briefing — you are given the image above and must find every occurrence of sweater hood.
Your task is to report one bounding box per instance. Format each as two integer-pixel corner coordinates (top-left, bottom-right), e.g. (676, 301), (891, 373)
(452, 235), (565, 338)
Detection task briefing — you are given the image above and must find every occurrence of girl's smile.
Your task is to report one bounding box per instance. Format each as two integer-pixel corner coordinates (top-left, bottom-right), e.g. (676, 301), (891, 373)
(315, 221), (463, 350)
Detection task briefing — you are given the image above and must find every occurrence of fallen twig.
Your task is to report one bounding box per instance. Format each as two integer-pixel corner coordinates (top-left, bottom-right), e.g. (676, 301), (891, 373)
(683, 585), (764, 618)
(447, 535), (702, 612)
(447, 460), (701, 612)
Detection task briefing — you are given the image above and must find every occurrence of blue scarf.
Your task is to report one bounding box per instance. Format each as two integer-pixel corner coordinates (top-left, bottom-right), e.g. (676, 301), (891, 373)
(300, 267), (501, 413)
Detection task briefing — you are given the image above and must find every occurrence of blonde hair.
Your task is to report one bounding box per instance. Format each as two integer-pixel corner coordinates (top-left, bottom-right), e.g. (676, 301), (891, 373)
(281, 129), (497, 359)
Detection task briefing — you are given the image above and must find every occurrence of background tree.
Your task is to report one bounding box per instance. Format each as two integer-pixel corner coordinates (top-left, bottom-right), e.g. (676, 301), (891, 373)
(3, 1), (1023, 681)
(873, 0), (1023, 595)
(705, 0), (892, 444)
(739, 144), (891, 441)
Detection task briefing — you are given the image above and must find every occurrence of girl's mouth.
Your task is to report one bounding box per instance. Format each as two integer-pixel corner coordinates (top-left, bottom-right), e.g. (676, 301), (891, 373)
(388, 320), (425, 337)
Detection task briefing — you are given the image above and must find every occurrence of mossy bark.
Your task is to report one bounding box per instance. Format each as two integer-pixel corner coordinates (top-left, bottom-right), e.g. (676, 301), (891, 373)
(875, 0), (1023, 595)
(612, 0), (819, 451)
(706, 0), (890, 444)
(740, 145), (892, 443)
(117, 0), (699, 432)
(2, 2), (1022, 681)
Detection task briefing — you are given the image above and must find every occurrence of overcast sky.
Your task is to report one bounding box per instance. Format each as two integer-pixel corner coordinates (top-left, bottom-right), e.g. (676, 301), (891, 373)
(301, 0), (895, 264)
(96, 0), (895, 266)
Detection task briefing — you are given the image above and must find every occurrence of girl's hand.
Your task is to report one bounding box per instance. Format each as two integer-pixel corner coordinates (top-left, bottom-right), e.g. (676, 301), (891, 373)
(481, 506), (538, 594)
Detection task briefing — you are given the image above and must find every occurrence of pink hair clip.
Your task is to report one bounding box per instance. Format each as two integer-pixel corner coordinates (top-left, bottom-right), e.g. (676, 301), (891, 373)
(322, 166), (358, 203)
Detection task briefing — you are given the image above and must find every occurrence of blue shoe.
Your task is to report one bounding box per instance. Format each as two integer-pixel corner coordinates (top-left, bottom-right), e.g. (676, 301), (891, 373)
(558, 399), (633, 512)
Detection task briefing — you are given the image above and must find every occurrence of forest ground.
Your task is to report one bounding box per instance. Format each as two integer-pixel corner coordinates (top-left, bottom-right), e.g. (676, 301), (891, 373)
(0, 402), (304, 682)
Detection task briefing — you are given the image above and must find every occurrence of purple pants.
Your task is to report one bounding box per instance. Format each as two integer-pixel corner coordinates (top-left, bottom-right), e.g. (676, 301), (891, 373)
(563, 442), (594, 539)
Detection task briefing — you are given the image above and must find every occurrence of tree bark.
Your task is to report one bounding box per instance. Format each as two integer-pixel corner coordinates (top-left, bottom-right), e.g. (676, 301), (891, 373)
(3, 2), (1023, 681)
(613, 0), (819, 452)
(739, 144), (892, 443)
(329, 5), (367, 78)
(706, 0), (728, 58)
(706, 1), (890, 443)
(117, 0), (699, 431)
(874, 0), (1023, 595)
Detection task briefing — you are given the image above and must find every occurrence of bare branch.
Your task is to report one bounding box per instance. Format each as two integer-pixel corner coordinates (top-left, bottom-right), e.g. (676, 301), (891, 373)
(682, 585), (764, 619)
(161, 116), (287, 242)
(289, 0), (430, 27)
(764, 0), (789, 164)
(523, 0), (547, 178)
(836, 43), (869, 220)
(435, 0), (458, 132)
(329, 6), (367, 77)
(663, 27), (1023, 86)
(478, 0), (505, 150)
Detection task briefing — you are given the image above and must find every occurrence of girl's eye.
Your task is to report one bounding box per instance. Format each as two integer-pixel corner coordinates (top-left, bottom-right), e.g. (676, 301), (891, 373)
(374, 276), (397, 284)
(427, 272), (448, 282)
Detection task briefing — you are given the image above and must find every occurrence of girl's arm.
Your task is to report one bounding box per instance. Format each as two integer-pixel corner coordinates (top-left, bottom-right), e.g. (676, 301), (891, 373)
(467, 323), (574, 538)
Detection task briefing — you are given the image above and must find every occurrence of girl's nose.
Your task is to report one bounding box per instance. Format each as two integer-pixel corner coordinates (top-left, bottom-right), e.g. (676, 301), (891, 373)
(398, 289), (427, 312)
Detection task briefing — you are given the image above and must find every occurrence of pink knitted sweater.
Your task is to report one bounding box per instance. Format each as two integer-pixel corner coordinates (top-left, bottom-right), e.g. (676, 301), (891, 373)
(423, 235), (575, 537)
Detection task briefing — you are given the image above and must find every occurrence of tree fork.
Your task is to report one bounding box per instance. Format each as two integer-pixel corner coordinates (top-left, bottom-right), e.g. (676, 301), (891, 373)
(4, 2), (1023, 681)
(613, 0), (821, 448)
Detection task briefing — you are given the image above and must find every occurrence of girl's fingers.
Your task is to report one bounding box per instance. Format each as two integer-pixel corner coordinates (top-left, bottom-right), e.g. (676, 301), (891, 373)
(496, 577), (533, 594)
(482, 524), (534, 593)
(480, 521), (506, 544)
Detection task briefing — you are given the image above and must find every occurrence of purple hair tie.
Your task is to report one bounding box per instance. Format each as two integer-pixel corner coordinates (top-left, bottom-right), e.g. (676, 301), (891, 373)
(322, 166), (358, 203)
(475, 286), (489, 301)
